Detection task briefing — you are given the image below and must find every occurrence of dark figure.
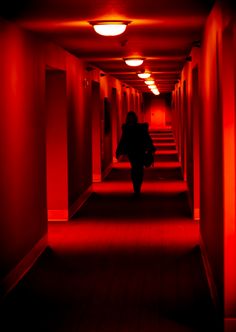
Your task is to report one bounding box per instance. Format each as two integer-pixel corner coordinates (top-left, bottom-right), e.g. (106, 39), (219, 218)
(116, 111), (156, 195)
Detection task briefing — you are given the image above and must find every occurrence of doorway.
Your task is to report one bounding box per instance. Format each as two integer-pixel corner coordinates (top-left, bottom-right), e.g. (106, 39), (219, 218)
(192, 66), (200, 220)
(45, 68), (68, 221)
(111, 88), (118, 162)
(91, 81), (102, 182)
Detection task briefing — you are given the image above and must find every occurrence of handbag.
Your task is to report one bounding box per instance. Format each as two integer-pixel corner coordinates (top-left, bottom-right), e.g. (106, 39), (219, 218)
(143, 150), (154, 167)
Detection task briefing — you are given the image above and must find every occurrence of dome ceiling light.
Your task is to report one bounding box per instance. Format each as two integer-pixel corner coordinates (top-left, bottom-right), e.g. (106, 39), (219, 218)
(137, 71), (151, 79)
(124, 57), (145, 67)
(144, 79), (155, 85)
(148, 85), (157, 89)
(150, 86), (160, 95)
(89, 20), (131, 36)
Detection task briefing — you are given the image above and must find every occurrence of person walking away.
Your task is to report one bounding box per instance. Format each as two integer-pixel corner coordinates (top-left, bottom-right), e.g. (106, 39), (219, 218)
(116, 111), (156, 195)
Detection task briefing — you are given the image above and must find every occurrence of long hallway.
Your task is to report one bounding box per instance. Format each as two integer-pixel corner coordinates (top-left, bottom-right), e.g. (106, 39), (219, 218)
(1, 130), (220, 332)
(1, 1), (236, 329)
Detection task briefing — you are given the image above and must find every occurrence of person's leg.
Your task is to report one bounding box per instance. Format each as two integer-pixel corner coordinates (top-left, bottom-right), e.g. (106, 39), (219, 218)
(130, 159), (144, 194)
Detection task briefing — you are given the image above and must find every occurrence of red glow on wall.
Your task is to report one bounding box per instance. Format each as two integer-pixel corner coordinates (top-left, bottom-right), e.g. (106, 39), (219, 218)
(0, 23), (48, 280)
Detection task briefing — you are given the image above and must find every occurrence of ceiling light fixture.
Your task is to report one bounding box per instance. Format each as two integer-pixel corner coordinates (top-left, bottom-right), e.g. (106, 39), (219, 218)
(124, 57), (145, 67)
(151, 86), (159, 91)
(144, 79), (155, 85)
(149, 85), (157, 90)
(137, 71), (151, 79)
(89, 20), (131, 36)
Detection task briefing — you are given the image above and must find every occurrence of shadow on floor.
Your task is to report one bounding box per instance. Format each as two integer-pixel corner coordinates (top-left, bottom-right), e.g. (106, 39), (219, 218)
(72, 191), (192, 221)
(0, 245), (222, 332)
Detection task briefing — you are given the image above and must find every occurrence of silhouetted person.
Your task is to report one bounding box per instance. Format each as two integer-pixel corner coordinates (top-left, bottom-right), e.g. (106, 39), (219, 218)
(116, 111), (156, 195)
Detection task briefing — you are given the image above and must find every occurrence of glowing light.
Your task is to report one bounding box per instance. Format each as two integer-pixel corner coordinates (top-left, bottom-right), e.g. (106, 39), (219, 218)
(148, 85), (160, 95)
(149, 85), (157, 90)
(137, 72), (151, 79)
(151, 87), (159, 92)
(144, 79), (155, 85)
(89, 20), (131, 36)
(124, 58), (145, 67)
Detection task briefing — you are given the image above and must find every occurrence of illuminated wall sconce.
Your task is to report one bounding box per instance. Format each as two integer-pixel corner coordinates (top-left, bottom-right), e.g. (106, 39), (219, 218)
(123, 57), (145, 67)
(137, 71), (151, 79)
(89, 20), (131, 36)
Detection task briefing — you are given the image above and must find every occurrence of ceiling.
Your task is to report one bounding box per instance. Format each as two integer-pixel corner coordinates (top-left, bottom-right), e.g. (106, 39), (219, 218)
(1, 0), (215, 93)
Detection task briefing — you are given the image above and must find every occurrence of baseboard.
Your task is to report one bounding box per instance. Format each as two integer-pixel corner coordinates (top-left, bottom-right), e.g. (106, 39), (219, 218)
(224, 318), (236, 331)
(69, 185), (93, 219)
(199, 237), (220, 311)
(48, 209), (68, 222)
(0, 234), (48, 301)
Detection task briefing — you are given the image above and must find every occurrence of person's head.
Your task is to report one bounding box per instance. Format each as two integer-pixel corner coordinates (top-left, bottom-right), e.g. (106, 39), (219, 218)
(126, 111), (138, 125)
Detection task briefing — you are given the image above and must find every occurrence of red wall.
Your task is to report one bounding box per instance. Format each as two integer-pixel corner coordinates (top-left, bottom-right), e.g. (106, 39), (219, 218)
(221, 23), (236, 269)
(220, 3), (236, 323)
(200, 3), (224, 308)
(173, 48), (201, 213)
(173, 0), (224, 312)
(172, 2), (236, 325)
(0, 22), (47, 280)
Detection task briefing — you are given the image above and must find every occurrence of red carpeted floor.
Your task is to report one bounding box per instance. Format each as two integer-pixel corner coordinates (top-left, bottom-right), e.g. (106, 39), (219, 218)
(0, 129), (222, 331)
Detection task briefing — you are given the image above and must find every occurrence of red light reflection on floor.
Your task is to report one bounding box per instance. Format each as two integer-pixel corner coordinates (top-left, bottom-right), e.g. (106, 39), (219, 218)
(48, 221), (199, 253)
